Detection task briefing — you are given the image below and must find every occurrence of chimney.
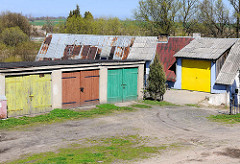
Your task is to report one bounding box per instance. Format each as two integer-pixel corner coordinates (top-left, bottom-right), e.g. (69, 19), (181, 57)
(157, 34), (168, 42)
(193, 33), (201, 39)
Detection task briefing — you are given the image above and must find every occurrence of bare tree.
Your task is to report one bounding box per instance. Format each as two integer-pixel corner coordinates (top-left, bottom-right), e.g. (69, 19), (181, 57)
(199, 0), (230, 37)
(180, 0), (199, 35)
(135, 0), (181, 35)
(229, 0), (240, 37)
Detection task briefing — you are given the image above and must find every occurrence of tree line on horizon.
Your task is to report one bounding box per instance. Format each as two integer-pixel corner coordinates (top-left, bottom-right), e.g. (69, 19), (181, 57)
(46, 0), (240, 38)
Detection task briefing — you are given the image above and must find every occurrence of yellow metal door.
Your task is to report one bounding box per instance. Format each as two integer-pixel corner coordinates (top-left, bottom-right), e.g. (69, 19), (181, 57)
(182, 59), (211, 92)
(6, 74), (51, 117)
(30, 74), (52, 114)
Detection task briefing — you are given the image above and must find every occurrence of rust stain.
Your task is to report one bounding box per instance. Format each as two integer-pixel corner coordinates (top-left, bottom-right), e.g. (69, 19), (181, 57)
(108, 46), (116, 60)
(87, 46), (98, 60)
(122, 47), (130, 60)
(43, 58), (52, 61)
(110, 37), (118, 46)
(95, 48), (102, 60)
(73, 45), (82, 56)
(115, 47), (124, 58)
(40, 35), (52, 55)
(81, 45), (90, 59)
(62, 45), (82, 60)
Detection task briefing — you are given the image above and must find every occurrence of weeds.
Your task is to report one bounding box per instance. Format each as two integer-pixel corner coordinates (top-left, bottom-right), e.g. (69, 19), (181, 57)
(208, 113), (240, 124)
(0, 104), (135, 130)
(8, 135), (169, 164)
(142, 100), (178, 106)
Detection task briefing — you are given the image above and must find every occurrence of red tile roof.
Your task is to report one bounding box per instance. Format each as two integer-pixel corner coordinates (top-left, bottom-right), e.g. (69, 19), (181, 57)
(157, 37), (194, 82)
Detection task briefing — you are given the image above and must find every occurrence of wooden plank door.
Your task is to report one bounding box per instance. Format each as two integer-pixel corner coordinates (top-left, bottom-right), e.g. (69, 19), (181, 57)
(6, 74), (52, 117)
(6, 76), (30, 117)
(62, 72), (81, 108)
(30, 74), (52, 114)
(80, 70), (99, 106)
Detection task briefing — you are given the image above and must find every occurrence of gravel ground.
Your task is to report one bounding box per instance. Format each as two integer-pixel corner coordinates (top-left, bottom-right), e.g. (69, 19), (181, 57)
(1, 105), (240, 164)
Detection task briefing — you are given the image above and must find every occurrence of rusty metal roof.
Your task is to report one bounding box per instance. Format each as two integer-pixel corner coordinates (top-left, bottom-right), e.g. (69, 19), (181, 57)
(36, 34), (157, 61)
(215, 39), (240, 85)
(157, 37), (194, 82)
(174, 38), (237, 60)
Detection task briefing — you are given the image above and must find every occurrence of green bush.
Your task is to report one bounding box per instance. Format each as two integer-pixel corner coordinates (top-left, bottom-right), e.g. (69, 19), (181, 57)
(0, 27), (29, 46)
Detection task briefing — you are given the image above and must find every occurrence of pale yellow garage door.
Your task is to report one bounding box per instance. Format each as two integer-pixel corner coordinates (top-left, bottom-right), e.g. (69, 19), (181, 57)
(182, 59), (211, 92)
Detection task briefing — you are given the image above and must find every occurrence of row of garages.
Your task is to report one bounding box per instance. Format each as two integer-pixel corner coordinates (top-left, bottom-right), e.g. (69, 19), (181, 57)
(0, 60), (144, 118)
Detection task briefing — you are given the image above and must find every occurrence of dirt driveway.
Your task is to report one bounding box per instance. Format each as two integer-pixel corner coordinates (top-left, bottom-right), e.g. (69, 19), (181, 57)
(1, 105), (240, 164)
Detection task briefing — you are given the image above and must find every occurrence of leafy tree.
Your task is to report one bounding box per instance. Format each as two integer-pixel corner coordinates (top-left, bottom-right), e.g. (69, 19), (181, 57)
(84, 11), (94, 20)
(0, 11), (31, 36)
(147, 56), (166, 101)
(0, 27), (29, 46)
(68, 4), (81, 19)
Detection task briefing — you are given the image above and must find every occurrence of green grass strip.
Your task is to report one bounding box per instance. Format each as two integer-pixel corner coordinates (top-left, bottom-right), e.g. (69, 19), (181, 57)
(185, 104), (200, 108)
(131, 104), (152, 109)
(142, 100), (178, 106)
(207, 113), (240, 124)
(0, 104), (135, 130)
(7, 135), (167, 164)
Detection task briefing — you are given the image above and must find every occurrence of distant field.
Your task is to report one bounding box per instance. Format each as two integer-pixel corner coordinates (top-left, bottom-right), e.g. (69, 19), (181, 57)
(29, 19), (66, 26)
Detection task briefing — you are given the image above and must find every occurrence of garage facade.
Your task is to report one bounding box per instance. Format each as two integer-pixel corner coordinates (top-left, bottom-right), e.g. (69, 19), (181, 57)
(174, 38), (237, 93)
(62, 70), (99, 108)
(0, 60), (144, 118)
(107, 68), (138, 103)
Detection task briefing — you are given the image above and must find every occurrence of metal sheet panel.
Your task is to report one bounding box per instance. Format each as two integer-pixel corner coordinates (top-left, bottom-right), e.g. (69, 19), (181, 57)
(174, 38), (237, 60)
(36, 34), (157, 61)
(156, 37), (193, 82)
(123, 68), (138, 101)
(182, 59), (211, 92)
(107, 69), (123, 103)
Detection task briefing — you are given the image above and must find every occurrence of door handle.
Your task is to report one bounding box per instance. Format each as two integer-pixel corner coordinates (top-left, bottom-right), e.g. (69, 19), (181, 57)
(29, 95), (34, 101)
(80, 87), (84, 92)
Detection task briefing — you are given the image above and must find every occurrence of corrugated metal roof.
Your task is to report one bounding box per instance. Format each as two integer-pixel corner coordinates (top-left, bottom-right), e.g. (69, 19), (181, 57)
(216, 39), (240, 85)
(157, 37), (194, 82)
(174, 38), (237, 60)
(36, 34), (157, 61)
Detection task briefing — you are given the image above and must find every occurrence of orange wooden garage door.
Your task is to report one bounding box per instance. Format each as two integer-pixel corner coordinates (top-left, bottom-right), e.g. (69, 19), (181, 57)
(62, 70), (99, 108)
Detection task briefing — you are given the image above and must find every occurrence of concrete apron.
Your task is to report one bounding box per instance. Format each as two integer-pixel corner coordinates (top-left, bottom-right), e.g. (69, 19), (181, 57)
(164, 89), (212, 106)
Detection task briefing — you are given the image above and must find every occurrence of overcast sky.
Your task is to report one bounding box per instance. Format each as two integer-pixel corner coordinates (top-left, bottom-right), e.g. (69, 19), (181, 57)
(0, 0), (232, 19)
(0, 0), (140, 19)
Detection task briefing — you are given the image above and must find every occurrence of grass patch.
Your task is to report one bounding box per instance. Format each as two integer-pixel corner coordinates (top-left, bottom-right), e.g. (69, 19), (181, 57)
(0, 104), (135, 130)
(208, 113), (240, 124)
(7, 135), (168, 164)
(142, 100), (178, 106)
(185, 104), (200, 108)
(131, 104), (152, 109)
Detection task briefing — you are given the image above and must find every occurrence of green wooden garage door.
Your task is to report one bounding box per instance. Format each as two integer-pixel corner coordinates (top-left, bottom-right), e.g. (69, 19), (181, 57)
(107, 68), (138, 103)
(6, 74), (52, 117)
